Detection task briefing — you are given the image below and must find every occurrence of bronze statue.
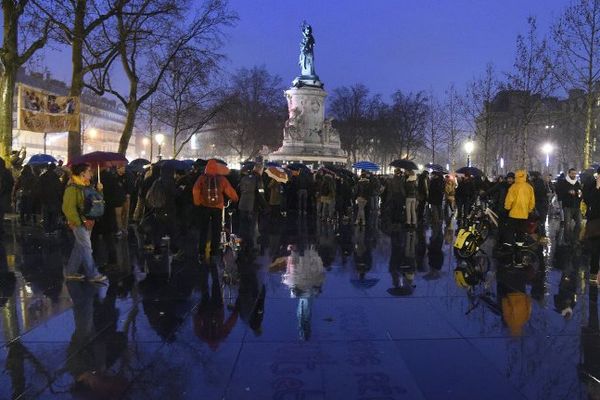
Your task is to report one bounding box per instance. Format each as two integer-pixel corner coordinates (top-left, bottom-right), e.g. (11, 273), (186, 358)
(299, 22), (316, 77)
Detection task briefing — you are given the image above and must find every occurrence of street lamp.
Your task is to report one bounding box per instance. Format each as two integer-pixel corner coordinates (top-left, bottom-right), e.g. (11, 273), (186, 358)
(464, 139), (475, 167)
(542, 143), (554, 169)
(155, 133), (165, 161)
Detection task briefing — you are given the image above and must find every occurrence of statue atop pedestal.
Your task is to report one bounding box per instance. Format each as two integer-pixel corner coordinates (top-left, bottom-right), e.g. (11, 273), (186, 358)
(292, 21), (323, 88)
(269, 22), (346, 165)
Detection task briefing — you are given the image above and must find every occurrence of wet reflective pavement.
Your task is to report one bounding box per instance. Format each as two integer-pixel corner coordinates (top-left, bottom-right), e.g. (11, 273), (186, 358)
(0, 215), (597, 399)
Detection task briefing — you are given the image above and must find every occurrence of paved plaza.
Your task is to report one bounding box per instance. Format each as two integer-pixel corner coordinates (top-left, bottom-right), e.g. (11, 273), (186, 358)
(0, 215), (595, 400)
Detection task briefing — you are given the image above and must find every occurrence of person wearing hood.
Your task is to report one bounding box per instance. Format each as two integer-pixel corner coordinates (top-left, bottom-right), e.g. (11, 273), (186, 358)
(556, 168), (582, 244)
(193, 159), (239, 263)
(504, 170), (535, 245)
(62, 163), (107, 283)
(404, 170), (418, 228)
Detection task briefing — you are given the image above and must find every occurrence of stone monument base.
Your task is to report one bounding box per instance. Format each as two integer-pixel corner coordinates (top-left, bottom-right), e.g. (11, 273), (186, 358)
(269, 84), (347, 166)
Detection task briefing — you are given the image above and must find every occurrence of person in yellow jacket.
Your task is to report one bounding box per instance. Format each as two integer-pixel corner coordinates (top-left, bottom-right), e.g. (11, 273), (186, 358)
(504, 170), (535, 245)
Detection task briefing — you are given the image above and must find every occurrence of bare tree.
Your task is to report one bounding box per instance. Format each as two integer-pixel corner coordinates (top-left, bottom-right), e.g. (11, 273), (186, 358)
(425, 94), (445, 164)
(552, 0), (600, 168)
(86, 0), (236, 155)
(0, 0), (51, 162)
(506, 16), (555, 168)
(32, 0), (124, 159)
(441, 84), (463, 170)
(462, 63), (501, 174)
(151, 52), (225, 158)
(329, 84), (374, 163)
(216, 66), (286, 161)
(388, 90), (428, 160)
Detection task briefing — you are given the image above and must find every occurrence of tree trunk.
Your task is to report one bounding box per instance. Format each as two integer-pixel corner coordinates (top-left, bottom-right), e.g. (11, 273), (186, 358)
(68, 0), (87, 160)
(0, 1), (18, 163)
(119, 100), (138, 154)
(585, 91), (594, 169)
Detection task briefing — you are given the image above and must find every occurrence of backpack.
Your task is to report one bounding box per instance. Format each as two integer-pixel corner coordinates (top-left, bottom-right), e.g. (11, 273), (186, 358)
(202, 175), (222, 207)
(83, 186), (105, 219)
(146, 179), (167, 209)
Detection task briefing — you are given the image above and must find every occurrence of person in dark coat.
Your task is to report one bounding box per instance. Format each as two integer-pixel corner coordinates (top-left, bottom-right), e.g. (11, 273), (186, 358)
(556, 168), (582, 244)
(13, 165), (38, 225)
(0, 159), (14, 237)
(530, 171), (550, 237)
(428, 171), (444, 227)
(586, 171), (600, 283)
(382, 168), (406, 229)
(295, 170), (311, 214)
(114, 166), (134, 236)
(456, 174), (476, 226)
(416, 171), (429, 224)
(38, 164), (63, 234)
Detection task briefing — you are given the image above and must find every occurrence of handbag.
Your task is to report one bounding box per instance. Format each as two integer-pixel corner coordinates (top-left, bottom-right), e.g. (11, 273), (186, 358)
(583, 218), (600, 240)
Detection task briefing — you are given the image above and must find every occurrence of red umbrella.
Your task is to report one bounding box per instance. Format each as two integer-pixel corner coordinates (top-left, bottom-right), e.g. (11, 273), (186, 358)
(68, 151), (128, 168)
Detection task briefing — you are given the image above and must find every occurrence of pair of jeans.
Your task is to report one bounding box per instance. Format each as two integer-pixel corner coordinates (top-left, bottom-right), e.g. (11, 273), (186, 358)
(355, 197), (368, 224)
(405, 197), (417, 225)
(297, 189), (308, 213)
(198, 206), (222, 259)
(321, 197), (335, 219)
(66, 226), (99, 278)
(563, 206), (582, 242)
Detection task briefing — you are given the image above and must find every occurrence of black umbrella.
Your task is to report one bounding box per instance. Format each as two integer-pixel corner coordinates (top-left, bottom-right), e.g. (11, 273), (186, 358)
(286, 162), (311, 173)
(456, 166), (483, 177)
(425, 163), (445, 172)
(128, 158), (151, 173)
(327, 165), (354, 178)
(390, 159), (418, 170)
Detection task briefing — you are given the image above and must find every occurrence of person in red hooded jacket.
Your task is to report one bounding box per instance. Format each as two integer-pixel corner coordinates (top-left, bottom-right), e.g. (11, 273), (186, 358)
(192, 159), (239, 263)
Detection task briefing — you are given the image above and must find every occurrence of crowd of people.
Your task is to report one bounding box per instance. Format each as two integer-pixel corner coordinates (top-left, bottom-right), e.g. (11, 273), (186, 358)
(2, 153), (600, 285)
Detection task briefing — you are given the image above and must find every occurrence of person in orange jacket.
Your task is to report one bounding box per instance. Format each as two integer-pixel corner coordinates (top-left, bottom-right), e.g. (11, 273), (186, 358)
(192, 159), (239, 262)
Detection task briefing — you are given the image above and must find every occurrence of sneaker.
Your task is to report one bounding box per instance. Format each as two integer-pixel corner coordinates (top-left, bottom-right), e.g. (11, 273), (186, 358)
(65, 273), (85, 281)
(590, 274), (598, 284)
(88, 274), (109, 284)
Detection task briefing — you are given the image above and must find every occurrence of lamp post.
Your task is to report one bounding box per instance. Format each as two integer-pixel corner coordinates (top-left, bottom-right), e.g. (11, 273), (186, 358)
(464, 139), (475, 167)
(155, 133), (165, 161)
(542, 143), (554, 171)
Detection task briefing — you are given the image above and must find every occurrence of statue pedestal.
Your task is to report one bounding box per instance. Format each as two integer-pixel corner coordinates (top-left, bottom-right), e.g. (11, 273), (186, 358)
(269, 86), (346, 165)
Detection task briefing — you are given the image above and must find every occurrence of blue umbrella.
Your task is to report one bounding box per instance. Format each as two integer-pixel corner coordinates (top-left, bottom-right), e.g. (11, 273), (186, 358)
(27, 154), (57, 165)
(352, 161), (380, 171)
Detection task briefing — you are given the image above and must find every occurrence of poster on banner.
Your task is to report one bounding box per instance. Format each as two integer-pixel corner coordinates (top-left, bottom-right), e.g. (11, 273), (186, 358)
(17, 84), (80, 133)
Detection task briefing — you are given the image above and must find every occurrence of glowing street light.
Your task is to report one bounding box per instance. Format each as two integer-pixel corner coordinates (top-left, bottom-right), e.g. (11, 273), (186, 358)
(464, 139), (475, 167)
(155, 133), (165, 160)
(542, 143), (554, 169)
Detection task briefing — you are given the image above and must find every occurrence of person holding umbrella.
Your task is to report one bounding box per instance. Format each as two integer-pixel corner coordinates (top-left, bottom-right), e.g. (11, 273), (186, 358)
(62, 163), (108, 283)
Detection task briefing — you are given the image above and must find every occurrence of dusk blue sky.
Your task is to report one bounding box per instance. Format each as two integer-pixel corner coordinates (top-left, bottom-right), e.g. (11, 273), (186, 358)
(222, 0), (568, 99)
(38, 0), (570, 101)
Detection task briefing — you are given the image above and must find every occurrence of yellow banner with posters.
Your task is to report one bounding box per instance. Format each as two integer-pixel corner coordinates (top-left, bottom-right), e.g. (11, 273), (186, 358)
(17, 84), (80, 133)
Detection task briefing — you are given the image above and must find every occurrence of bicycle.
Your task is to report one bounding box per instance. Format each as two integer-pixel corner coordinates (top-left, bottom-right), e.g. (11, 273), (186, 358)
(219, 201), (241, 307)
